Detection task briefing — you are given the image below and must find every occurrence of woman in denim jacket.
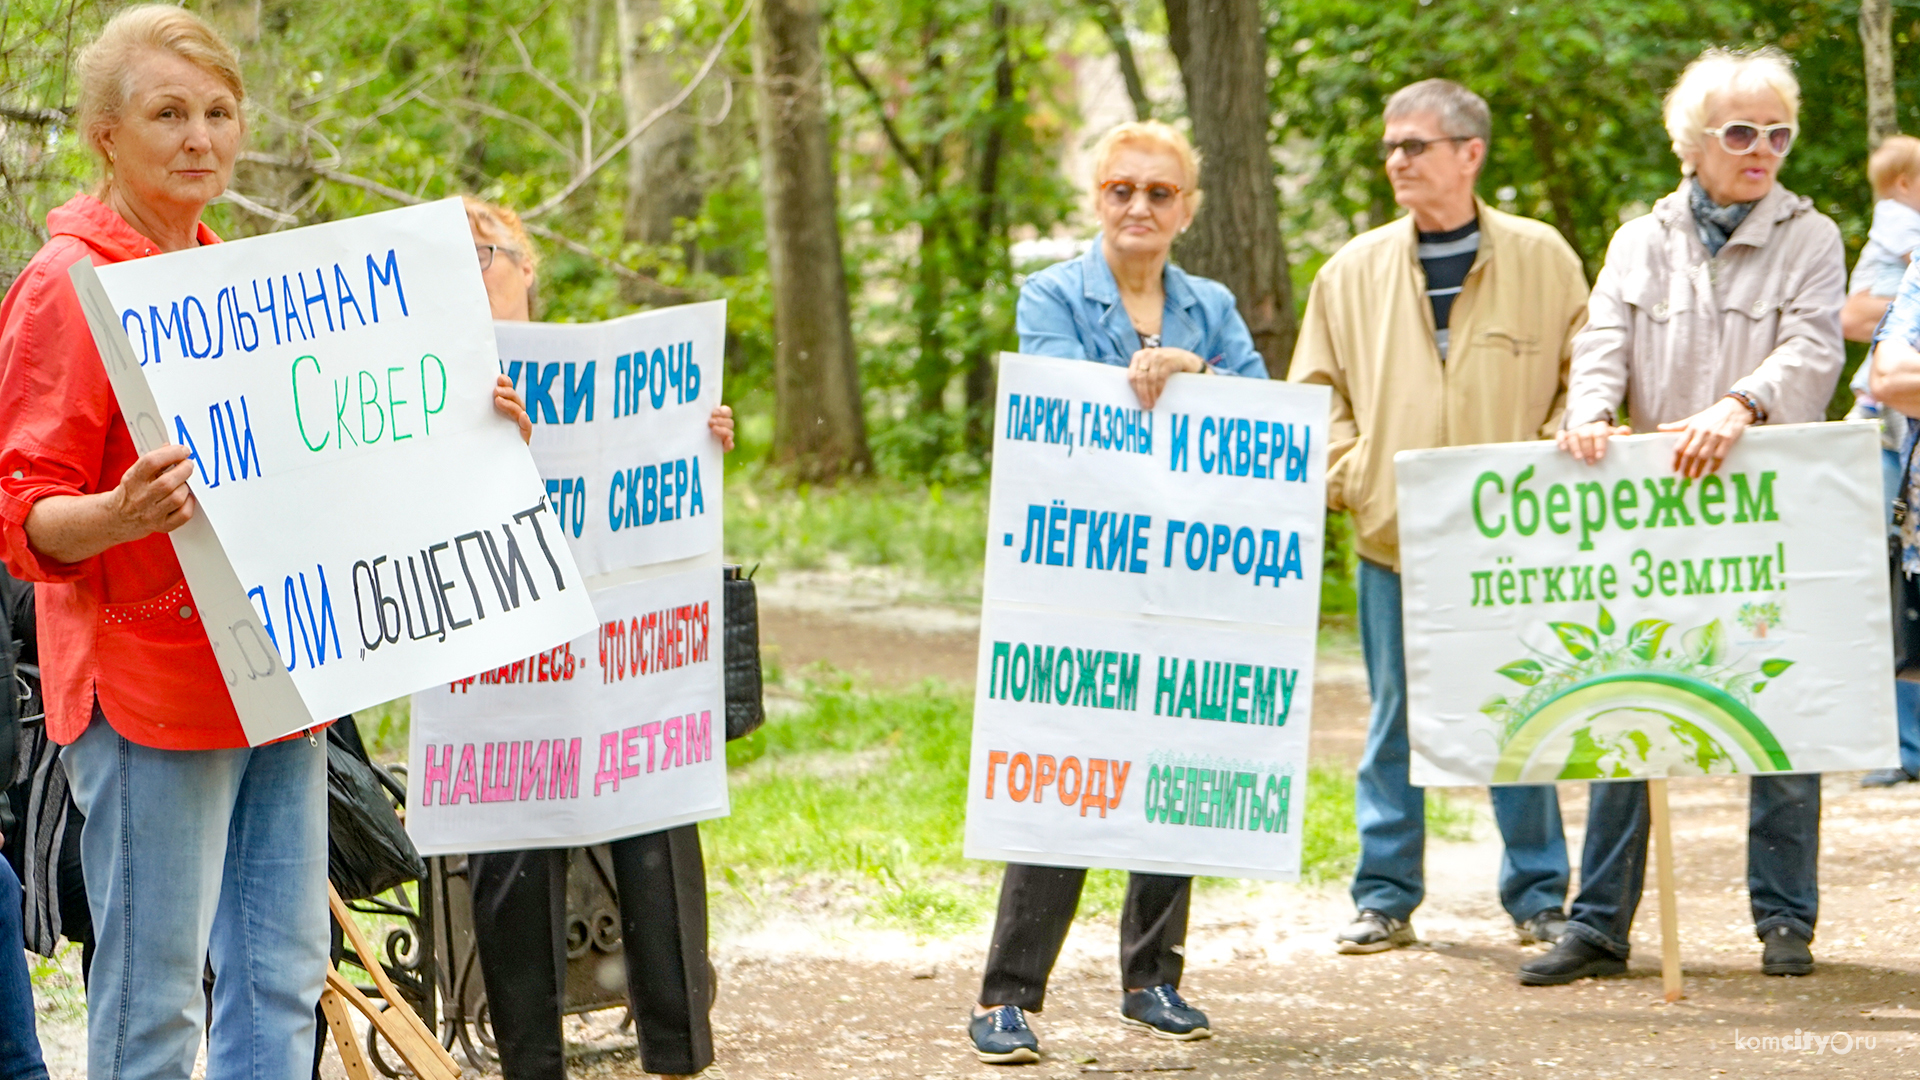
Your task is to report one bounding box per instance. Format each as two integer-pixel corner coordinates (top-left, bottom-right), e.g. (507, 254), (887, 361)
(968, 121), (1265, 1066)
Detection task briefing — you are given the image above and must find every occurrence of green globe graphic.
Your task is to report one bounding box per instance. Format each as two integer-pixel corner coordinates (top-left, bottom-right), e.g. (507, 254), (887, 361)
(1491, 673), (1791, 782)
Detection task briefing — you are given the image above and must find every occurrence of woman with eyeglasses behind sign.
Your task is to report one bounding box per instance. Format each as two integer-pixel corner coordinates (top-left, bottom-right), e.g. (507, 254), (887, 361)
(967, 120), (1267, 1067)
(1538, 47), (1843, 989)
(460, 196), (733, 1080)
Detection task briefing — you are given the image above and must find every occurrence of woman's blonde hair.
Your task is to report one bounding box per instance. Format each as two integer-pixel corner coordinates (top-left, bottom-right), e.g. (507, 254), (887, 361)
(462, 196), (539, 274)
(1087, 120), (1204, 216)
(1662, 47), (1800, 175)
(75, 5), (245, 175)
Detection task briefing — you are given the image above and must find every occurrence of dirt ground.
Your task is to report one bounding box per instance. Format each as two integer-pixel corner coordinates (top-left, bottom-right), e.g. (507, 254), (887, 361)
(39, 587), (1920, 1079)
(726, 595), (1920, 1080)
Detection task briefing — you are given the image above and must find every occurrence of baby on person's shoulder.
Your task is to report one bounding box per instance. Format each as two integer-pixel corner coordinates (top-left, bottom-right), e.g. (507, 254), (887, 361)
(1857, 135), (1920, 299)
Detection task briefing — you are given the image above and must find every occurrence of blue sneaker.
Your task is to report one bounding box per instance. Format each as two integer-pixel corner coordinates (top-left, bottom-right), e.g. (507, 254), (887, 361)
(1120, 984), (1211, 1040)
(969, 1004), (1040, 1064)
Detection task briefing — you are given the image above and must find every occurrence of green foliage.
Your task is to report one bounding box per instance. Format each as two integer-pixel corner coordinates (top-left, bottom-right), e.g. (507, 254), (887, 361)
(724, 463), (990, 598)
(1270, 0), (1904, 279)
(1482, 604), (1795, 737)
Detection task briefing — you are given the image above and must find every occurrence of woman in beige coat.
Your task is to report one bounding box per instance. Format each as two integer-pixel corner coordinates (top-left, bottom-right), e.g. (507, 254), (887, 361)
(1527, 47), (1845, 986)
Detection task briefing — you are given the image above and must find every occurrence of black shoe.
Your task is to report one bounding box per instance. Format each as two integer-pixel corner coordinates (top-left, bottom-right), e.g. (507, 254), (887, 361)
(1517, 908), (1569, 946)
(1518, 933), (1627, 986)
(969, 1005), (1040, 1064)
(1861, 767), (1918, 788)
(1761, 926), (1814, 976)
(1120, 984), (1211, 1041)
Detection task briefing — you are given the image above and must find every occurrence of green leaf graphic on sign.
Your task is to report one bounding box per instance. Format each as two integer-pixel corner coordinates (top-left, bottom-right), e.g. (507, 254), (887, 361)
(1597, 605), (1616, 636)
(1549, 622), (1598, 661)
(1681, 620), (1725, 666)
(1759, 658), (1794, 678)
(1625, 619), (1671, 661)
(1497, 659), (1545, 685)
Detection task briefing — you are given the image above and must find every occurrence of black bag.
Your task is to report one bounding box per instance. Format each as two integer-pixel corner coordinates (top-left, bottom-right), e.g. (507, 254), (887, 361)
(723, 564), (766, 741)
(326, 717), (426, 901)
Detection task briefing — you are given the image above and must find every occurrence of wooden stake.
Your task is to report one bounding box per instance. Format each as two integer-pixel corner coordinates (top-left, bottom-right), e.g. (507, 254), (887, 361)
(319, 986), (375, 1080)
(1647, 778), (1683, 1002)
(327, 884), (462, 1079)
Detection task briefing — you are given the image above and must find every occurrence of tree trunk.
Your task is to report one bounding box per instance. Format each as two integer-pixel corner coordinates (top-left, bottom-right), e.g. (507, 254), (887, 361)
(1525, 106), (1589, 270)
(1163, 0), (1298, 377)
(962, 0), (1014, 451)
(753, 0), (871, 479)
(911, 23), (949, 422)
(617, 0), (702, 252)
(1088, 0), (1152, 121)
(1862, 0), (1899, 148)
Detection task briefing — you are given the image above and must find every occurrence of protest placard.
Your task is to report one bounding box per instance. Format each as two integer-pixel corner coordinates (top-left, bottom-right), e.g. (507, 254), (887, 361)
(963, 353), (1329, 880)
(67, 199), (597, 745)
(405, 304), (728, 855)
(1397, 423), (1898, 787)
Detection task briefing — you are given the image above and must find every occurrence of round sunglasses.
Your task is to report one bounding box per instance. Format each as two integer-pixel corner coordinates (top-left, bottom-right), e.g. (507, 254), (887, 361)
(1100, 179), (1183, 208)
(1703, 121), (1796, 157)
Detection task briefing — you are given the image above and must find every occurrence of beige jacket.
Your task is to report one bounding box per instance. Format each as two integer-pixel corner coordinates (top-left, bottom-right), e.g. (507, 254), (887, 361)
(1288, 199), (1590, 569)
(1564, 182), (1845, 430)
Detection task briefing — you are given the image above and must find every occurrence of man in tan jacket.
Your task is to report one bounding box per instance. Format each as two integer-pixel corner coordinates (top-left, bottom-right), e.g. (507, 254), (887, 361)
(1289, 79), (1590, 954)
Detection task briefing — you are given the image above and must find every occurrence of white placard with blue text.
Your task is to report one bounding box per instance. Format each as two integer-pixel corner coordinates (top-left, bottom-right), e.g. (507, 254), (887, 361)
(1398, 423), (1897, 788)
(405, 304), (729, 854)
(67, 200), (597, 745)
(964, 353), (1329, 880)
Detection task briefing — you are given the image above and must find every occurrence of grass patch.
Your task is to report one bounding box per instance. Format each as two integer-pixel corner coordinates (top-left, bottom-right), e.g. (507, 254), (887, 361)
(708, 679), (1360, 931)
(724, 465), (988, 600)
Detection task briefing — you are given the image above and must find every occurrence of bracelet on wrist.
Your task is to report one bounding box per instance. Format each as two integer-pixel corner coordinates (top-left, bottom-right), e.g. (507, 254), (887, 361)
(1723, 389), (1766, 423)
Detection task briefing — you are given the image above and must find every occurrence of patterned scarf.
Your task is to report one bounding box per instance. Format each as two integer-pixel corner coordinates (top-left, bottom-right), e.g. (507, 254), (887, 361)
(1688, 177), (1756, 257)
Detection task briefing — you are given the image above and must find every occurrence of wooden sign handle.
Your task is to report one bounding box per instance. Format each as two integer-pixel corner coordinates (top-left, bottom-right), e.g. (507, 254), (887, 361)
(1647, 778), (1683, 1002)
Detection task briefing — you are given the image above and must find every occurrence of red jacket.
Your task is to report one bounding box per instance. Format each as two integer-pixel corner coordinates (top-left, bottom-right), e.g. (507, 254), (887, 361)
(0, 194), (245, 749)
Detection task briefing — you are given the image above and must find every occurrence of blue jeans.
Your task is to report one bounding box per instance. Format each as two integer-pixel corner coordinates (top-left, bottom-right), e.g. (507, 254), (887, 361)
(1567, 775), (1819, 958)
(1353, 560), (1570, 922)
(62, 713), (327, 1080)
(1882, 447), (1920, 773)
(0, 857), (48, 1080)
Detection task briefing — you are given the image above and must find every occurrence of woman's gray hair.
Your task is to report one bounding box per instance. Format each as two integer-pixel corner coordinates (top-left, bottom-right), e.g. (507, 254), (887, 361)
(1663, 47), (1800, 175)
(1383, 79), (1491, 145)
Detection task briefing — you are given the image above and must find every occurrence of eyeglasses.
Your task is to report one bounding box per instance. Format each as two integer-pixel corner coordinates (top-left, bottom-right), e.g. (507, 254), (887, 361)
(1100, 179), (1183, 208)
(476, 243), (521, 271)
(1378, 136), (1472, 161)
(1704, 122), (1796, 157)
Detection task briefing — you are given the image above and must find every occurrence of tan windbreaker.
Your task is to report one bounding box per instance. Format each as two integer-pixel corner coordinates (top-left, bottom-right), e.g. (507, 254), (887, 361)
(1288, 199), (1590, 570)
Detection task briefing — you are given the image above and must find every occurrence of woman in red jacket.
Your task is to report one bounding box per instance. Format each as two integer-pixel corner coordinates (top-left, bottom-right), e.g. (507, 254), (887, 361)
(0, 8), (530, 1077)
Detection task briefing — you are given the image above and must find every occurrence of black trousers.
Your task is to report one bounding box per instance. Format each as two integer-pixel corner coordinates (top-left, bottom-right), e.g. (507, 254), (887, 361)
(978, 863), (1190, 1012)
(468, 825), (713, 1077)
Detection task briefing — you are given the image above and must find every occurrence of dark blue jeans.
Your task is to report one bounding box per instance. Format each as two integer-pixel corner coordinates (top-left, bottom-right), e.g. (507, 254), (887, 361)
(1353, 560), (1570, 923)
(0, 856), (48, 1080)
(1566, 775), (1820, 958)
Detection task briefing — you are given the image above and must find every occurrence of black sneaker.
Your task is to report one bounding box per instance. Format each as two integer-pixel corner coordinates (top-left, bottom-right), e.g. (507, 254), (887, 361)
(1862, 767), (1918, 788)
(1517, 908), (1569, 946)
(1120, 984), (1211, 1041)
(1336, 909), (1416, 954)
(1761, 926), (1814, 977)
(1518, 933), (1627, 986)
(969, 1005), (1040, 1064)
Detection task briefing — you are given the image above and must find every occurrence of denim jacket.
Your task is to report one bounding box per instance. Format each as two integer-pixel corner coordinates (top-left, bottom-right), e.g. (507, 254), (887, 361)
(1014, 238), (1268, 378)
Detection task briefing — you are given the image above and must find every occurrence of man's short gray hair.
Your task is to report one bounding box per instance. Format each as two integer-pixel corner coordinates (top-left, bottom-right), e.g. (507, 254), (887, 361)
(1383, 79), (1492, 145)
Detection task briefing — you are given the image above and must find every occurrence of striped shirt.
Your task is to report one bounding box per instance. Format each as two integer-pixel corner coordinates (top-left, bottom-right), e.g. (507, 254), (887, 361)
(1418, 218), (1480, 360)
